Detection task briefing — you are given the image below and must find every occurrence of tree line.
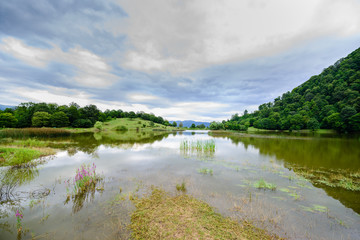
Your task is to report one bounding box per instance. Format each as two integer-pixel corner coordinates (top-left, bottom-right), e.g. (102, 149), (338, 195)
(0, 102), (173, 128)
(215, 47), (360, 132)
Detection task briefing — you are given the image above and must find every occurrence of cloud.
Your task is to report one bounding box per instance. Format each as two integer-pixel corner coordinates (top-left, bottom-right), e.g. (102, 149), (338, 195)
(117, 0), (360, 73)
(1, 0), (360, 121)
(0, 37), (118, 88)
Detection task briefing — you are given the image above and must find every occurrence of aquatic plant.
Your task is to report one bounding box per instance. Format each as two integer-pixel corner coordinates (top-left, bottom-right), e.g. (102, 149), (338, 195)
(253, 179), (277, 191)
(198, 168), (213, 175)
(176, 181), (187, 192)
(64, 163), (103, 213)
(294, 168), (360, 191)
(180, 139), (216, 154)
(15, 209), (23, 232)
(73, 163), (101, 195)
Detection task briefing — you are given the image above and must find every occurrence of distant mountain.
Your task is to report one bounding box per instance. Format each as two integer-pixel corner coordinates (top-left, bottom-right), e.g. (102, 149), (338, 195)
(0, 104), (15, 110)
(175, 120), (210, 128)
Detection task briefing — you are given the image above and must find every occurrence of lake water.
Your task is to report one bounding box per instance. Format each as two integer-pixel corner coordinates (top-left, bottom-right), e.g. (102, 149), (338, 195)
(0, 130), (359, 239)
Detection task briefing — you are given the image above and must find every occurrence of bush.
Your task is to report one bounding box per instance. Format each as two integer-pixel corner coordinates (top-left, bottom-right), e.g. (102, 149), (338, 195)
(114, 125), (128, 131)
(94, 121), (103, 131)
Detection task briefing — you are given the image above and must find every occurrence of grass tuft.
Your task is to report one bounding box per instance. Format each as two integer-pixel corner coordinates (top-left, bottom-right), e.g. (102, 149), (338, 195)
(176, 181), (187, 192)
(253, 179), (277, 191)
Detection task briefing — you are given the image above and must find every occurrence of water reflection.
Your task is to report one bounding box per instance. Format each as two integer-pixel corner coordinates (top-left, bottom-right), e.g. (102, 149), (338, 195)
(211, 132), (360, 213)
(0, 167), (39, 203)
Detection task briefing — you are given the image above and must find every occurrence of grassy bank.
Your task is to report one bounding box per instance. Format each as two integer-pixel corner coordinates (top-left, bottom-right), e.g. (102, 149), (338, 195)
(130, 187), (279, 240)
(0, 147), (55, 167)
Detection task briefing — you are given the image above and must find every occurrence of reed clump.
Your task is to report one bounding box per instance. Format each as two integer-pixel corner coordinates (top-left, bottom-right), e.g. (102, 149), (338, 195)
(0, 128), (70, 138)
(180, 139), (216, 153)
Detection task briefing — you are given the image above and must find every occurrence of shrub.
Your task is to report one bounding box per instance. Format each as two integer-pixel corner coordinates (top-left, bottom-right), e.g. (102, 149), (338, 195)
(114, 125), (128, 131)
(94, 121), (103, 131)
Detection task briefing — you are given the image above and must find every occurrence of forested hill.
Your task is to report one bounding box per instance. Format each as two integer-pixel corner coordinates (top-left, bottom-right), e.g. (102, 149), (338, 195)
(222, 47), (360, 132)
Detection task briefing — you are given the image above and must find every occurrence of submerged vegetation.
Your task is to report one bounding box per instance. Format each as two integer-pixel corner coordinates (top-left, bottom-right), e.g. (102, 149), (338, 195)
(130, 187), (278, 240)
(293, 167), (360, 191)
(253, 179), (277, 191)
(198, 168), (214, 175)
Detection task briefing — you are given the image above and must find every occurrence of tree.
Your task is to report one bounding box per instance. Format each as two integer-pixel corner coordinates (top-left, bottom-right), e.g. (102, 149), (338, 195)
(307, 118), (320, 131)
(325, 113), (343, 130)
(51, 112), (70, 127)
(72, 119), (93, 128)
(32, 112), (51, 127)
(190, 123), (196, 128)
(179, 122), (183, 128)
(172, 121), (177, 127)
(80, 104), (100, 124)
(0, 113), (17, 128)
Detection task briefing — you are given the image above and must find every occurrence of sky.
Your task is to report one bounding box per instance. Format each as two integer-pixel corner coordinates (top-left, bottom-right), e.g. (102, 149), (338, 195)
(1, 0), (360, 122)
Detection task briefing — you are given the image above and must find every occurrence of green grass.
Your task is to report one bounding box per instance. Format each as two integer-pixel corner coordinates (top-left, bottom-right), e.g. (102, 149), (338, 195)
(101, 118), (176, 132)
(0, 147), (54, 167)
(130, 187), (278, 240)
(253, 179), (277, 191)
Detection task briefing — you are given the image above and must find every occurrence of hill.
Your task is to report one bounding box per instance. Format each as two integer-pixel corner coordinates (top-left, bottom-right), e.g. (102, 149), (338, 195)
(0, 104), (15, 110)
(223, 47), (360, 132)
(175, 120), (210, 128)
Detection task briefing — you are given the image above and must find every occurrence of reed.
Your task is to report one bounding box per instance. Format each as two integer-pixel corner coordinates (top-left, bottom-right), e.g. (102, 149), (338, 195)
(180, 139), (216, 153)
(0, 128), (70, 138)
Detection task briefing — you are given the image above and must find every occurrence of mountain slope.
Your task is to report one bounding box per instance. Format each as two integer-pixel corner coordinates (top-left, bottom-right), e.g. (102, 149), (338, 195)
(226, 47), (360, 132)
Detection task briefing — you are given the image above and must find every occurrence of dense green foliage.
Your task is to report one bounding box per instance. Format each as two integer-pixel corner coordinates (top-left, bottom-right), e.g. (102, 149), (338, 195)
(0, 102), (171, 129)
(225, 47), (360, 132)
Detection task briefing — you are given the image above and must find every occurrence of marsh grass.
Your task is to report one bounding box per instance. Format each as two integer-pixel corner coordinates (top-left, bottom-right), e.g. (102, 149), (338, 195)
(130, 187), (278, 240)
(253, 179), (277, 191)
(180, 139), (216, 156)
(0, 128), (70, 138)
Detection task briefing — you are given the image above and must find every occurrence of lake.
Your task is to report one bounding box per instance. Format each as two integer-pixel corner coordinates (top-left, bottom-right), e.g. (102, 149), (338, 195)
(0, 130), (359, 239)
